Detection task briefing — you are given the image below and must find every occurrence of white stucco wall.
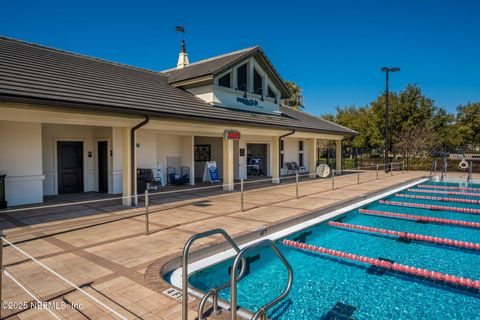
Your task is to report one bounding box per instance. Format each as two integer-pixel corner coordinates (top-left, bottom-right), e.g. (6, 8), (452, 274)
(0, 121), (44, 206)
(42, 124), (113, 196)
(194, 137), (223, 179)
(282, 137), (311, 175)
(136, 130), (195, 185)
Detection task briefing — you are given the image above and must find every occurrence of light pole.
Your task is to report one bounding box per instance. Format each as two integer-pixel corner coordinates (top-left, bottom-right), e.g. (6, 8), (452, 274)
(381, 67), (400, 172)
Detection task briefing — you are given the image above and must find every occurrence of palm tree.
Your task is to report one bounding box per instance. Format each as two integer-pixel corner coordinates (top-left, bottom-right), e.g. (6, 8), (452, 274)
(283, 80), (304, 110)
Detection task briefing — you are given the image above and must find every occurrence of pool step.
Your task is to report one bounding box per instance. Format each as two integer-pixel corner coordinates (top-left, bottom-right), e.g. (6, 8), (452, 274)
(282, 239), (480, 291)
(358, 208), (480, 228)
(328, 221), (480, 250)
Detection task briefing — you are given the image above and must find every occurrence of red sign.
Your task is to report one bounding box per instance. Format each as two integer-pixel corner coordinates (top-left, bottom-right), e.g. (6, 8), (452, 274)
(224, 130), (241, 140)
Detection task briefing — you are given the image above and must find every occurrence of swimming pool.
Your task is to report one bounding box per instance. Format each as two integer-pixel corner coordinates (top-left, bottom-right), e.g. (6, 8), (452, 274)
(182, 179), (480, 319)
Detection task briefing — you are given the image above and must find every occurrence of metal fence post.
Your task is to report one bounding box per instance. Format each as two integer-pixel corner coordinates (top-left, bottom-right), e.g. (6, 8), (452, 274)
(402, 160), (405, 174)
(357, 166), (360, 184)
(391, 163), (394, 176)
(295, 173), (299, 199)
(240, 179), (244, 212)
(331, 169), (335, 190)
(376, 164), (379, 180)
(144, 189), (150, 236)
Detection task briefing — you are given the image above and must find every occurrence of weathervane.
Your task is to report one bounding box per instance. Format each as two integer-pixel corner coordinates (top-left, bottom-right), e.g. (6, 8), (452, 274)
(176, 26), (186, 53)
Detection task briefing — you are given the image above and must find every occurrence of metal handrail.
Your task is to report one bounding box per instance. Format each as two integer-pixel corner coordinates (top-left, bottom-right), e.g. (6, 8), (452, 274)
(182, 229), (246, 320)
(429, 160), (437, 178)
(441, 157), (447, 181)
(230, 239), (293, 320)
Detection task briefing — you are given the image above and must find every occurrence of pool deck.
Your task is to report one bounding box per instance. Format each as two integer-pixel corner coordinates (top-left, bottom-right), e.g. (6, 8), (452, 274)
(1, 171), (476, 320)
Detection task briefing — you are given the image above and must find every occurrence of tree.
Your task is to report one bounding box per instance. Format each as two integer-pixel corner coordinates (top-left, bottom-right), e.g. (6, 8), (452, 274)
(456, 102), (480, 148)
(283, 80), (304, 110)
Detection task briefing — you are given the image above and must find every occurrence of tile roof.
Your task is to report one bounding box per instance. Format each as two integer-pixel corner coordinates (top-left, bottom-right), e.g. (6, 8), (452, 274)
(0, 36), (356, 135)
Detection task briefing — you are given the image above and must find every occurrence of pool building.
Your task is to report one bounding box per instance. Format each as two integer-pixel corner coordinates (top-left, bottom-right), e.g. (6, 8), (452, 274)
(0, 36), (356, 207)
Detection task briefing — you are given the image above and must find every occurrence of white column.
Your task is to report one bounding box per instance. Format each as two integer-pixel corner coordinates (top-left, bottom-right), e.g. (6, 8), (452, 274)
(309, 138), (317, 178)
(121, 127), (132, 206)
(271, 136), (280, 184)
(336, 140), (342, 172)
(223, 138), (234, 191)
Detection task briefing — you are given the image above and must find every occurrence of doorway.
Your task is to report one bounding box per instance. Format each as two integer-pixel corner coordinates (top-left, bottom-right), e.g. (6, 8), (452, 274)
(57, 141), (84, 194)
(246, 143), (268, 176)
(97, 141), (108, 193)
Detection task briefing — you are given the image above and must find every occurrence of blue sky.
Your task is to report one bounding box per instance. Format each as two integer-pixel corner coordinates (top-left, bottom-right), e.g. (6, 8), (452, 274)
(2, 0), (479, 116)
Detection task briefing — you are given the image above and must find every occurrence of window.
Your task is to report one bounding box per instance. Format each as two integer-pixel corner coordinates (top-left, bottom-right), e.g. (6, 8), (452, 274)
(253, 69), (263, 95)
(218, 73), (231, 88)
(236, 64), (247, 91)
(267, 86), (276, 99)
(299, 153), (304, 167)
(298, 140), (304, 166)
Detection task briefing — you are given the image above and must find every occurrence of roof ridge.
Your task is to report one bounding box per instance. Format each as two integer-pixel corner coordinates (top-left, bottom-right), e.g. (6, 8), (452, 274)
(0, 35), (168, 77)
(162, 45), (259, 73)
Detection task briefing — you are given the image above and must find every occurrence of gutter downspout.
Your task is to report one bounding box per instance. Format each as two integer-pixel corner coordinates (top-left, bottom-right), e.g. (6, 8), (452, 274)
(278, 129), (296, 181)
(131, 115), (150, 206)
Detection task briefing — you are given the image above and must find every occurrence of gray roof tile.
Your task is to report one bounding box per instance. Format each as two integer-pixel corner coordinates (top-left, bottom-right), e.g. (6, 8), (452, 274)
(0, 36), (356, 135)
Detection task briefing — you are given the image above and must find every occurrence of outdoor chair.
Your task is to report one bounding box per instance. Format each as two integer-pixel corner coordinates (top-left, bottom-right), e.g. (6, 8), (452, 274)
(292, 161), (306, 174)
(285, 162), (296, 175)
(180, 166), (190, 184)
(145, 169), (162, 190)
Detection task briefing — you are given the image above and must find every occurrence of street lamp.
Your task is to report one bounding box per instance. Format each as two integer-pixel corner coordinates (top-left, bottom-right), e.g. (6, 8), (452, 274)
(381, 67), (400, 172)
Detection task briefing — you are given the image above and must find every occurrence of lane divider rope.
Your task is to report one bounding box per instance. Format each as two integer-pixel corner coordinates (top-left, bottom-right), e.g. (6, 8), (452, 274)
(395, 193), (480, 205)
(328, 221), (480, 250)
(282, 239), (480, 290)
(407, 188), (480, 197)
(358, 208), (480, 228)
(379, 200), (480, 214)
(418, 184), (480, 192)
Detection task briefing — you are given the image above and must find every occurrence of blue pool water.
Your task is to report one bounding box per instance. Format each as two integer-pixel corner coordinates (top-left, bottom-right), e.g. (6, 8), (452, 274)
(189, 180), (480, 319)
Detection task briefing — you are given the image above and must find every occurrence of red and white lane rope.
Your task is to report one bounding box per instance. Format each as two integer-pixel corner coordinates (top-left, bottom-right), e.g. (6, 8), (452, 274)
(395, 193), (480, 205)
(282, 239), (480, 290)
(379, 199), (480, 214)
(407, 188), (480, 197)
(328, 221), (480, 250)
(418, 184), (480, 192)
(358, 208), (480, 228)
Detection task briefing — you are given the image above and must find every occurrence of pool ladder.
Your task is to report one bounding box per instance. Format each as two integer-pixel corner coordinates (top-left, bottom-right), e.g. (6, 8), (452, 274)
(182, 229), (293, 320)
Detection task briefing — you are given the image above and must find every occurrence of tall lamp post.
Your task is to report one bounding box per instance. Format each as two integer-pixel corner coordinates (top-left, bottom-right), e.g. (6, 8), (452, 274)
(381, 67), (400, 172)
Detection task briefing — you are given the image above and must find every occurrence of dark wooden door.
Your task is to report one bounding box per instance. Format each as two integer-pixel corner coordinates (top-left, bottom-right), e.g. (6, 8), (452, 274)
(98, 141), (108, 193)
(57, 141), (83, 194)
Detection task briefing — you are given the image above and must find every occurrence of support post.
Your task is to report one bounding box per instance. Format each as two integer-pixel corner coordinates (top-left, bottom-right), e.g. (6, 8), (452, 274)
(402, 160), (405, 174)
(271, 136), (281, 184)
(309, 138), (318, 178)
(144, 189), (149, 236)
(335, 140), (342, 173)
(223, 138), (234, 191)
(122, 127), (133, 206)
(376, 164), (379, 180)
(331, 169), (335, 190)
(295, 172), (299, 199)
(357, 166), (360, 184)
(391, 163), (394, 176)
(240, 179), (244, 212)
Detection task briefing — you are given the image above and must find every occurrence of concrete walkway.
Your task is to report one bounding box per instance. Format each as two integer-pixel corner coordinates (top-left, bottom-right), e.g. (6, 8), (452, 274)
(1, 171), (473, 320)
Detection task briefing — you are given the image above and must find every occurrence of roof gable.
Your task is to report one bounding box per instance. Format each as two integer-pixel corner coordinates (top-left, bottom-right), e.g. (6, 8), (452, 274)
(163, 46), (290, 98)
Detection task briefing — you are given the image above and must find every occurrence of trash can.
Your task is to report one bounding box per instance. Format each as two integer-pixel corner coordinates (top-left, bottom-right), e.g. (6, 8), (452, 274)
(137, 169), (148, 194)
(0, 174), (6, 209)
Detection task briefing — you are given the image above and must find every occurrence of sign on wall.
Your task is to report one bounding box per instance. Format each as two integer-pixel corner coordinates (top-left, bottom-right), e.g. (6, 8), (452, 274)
(224, 130), (241, 140)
